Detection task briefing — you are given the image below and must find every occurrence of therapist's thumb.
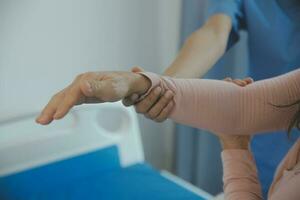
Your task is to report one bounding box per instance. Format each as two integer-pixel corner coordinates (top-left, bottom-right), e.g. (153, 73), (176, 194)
(131, 66), (145, 73)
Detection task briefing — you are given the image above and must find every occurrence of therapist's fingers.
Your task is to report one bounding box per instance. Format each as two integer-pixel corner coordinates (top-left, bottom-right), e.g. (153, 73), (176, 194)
(244, 77), (254, 84)
(131, 66), (145, 73)
(232, 78), (254, 87)
(234, 79), (248, 87)
(145, 90), (174, 120)
(224, 77), (254, 87)
(224, 77), (233, 82)
(154, 101), (174, 122)
(134, 87), (162, 114)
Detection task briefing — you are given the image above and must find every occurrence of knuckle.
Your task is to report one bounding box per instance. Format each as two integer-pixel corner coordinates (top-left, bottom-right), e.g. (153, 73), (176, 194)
(142, 99), (152, 108)
(160, 96), (169, 104)
(164, 91), (174, 100)
(148, 89), (160, 102)
(79, 79), (87, 90)
(80, 72), (92, 80)
(158, 102), (173, 120)
(159, 96), (172, 107)
(138, 99), (152, 111)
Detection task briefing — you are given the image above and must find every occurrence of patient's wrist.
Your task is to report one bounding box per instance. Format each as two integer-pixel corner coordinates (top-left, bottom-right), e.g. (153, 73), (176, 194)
(128, 73), (151, 96)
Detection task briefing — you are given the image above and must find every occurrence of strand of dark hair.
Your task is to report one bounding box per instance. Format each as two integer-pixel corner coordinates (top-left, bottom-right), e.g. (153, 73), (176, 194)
(269, 99), (300, 137)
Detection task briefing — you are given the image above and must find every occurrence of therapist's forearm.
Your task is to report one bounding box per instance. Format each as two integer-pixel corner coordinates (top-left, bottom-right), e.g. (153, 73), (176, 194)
(163, 14), (232, 78)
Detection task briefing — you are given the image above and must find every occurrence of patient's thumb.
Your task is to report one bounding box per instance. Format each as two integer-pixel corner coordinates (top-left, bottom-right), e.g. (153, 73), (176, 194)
(122, 93), (139, 107)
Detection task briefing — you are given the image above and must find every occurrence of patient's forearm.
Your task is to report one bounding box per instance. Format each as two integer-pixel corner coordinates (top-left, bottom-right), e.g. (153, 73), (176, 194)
(139, 69), (300, 135)
(164, 14), (231, 78)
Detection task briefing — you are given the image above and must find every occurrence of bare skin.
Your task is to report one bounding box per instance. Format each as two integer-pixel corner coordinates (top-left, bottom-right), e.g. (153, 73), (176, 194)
(36, 71), (151, 125)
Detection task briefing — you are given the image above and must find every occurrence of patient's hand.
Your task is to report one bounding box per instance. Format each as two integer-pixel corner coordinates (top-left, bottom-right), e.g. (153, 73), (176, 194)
(36, 71), (151, 125)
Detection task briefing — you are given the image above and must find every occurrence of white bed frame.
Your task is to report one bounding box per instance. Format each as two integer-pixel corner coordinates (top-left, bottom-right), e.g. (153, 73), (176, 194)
(0, 102), (213, 199)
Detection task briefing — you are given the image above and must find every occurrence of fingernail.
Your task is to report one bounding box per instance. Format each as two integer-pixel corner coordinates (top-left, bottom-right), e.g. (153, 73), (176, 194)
(154, 87), (161, 95)
(37, 115), (47, 123)
(35, 117), (41, 123)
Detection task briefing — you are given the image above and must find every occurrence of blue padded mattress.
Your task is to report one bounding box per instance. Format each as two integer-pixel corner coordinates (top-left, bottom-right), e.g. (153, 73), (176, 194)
(0, 146), (205, 200)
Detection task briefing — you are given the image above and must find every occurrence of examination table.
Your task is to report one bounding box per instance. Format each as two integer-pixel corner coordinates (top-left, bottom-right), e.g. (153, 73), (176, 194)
(0, 103), (213, 200)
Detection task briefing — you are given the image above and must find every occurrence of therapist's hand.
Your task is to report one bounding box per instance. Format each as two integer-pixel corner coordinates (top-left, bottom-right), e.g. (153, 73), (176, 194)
(36, 71), (151, 125)
(224, 77), (253, 87)
(123, 68), (254, 123)
(122, 67), (175, 122)
(219, 134), (251, 150)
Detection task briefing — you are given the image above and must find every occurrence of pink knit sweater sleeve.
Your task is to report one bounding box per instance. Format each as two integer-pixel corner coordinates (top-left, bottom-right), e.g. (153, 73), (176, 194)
(139, 69), (300, 135)
(138, 69), (300, 200)
(221, 150), (263, 200)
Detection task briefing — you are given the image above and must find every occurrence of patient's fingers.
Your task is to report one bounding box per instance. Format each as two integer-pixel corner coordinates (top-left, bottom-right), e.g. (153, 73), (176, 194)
(53, 86), (82, 119)
(36, 90), (66, 124)
(52, 74), (101, 119)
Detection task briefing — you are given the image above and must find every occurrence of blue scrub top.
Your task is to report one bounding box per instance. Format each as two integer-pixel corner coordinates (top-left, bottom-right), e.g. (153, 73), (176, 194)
(208, 0), (300, 197)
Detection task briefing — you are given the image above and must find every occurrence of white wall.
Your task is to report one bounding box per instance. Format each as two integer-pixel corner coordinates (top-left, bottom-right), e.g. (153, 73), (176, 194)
(0, 0), (181, 170)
